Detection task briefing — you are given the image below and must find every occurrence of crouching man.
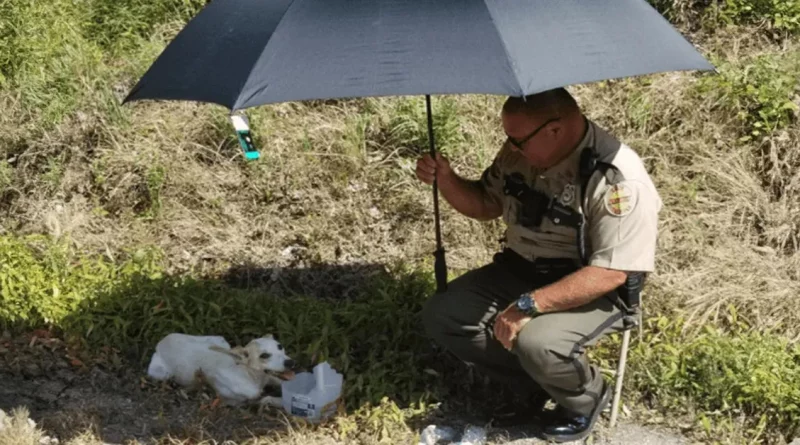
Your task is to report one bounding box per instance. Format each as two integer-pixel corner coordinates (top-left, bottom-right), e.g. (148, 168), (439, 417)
(417, 88), (661, 443)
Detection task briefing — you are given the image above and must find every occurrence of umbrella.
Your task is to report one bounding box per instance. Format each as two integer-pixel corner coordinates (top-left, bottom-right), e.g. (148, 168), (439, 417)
(123, 0), (715, 293)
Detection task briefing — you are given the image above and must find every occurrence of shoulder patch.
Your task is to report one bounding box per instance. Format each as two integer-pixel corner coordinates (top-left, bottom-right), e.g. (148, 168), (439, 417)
(603, 183), (637, 217)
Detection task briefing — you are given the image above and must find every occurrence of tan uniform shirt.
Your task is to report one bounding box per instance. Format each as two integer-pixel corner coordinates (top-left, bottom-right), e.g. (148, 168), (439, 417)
(480, 119), (662, 272)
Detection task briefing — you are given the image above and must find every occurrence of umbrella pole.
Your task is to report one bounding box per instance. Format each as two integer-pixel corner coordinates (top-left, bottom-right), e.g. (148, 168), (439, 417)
(426, 95), (447, 293)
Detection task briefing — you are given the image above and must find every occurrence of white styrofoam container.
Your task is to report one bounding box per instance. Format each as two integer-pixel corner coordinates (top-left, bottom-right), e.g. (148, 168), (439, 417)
(281, 361), (343, 423)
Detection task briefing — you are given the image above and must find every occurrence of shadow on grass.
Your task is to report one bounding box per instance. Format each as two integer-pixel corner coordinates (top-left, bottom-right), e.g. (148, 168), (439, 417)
(0, 261), (499, 443)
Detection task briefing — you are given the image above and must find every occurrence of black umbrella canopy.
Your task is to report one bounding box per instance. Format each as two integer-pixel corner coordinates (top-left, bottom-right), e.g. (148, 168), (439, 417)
(123, 0), (714, 110)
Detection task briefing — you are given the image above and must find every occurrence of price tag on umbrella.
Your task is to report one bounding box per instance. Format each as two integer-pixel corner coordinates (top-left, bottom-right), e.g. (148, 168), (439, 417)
(231, 114), (259, 160)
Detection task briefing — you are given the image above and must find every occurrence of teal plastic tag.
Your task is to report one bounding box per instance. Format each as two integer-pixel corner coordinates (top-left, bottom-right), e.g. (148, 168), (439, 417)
(231, 114), (259, 160)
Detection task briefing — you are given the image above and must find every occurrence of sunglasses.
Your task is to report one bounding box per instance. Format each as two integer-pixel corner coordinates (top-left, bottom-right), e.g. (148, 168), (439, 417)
(506, 117), (560, 150)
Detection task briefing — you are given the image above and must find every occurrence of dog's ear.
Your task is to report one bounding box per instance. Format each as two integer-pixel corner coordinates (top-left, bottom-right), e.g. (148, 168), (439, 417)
(263, 334), (274, 340)
(229, 346), (250, 363)
(209, 345), (247, 364)
(241, 342), (265, 365)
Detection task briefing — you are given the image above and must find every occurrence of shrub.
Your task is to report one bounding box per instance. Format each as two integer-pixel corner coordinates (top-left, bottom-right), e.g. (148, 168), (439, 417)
(630, 314), (800, 443)
(0, 235), (163, 326)
(697, 52), (799, 141)
(716, 0), (800, 34)
(648, 0), (800, 35)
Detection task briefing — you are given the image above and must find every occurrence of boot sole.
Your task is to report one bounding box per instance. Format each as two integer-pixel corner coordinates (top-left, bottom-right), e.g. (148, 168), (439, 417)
(542, 383), (612, 443)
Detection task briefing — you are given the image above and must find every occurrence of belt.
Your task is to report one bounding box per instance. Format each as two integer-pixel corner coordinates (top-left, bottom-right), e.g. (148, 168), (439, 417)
(494, 248), (579, 284)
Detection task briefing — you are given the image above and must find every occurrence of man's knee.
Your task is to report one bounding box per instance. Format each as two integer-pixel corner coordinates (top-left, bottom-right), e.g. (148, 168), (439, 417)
(514, 322), (564, 375)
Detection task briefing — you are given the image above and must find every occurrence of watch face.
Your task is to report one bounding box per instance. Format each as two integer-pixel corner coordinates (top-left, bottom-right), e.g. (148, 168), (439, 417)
(517, 296), (533, 313)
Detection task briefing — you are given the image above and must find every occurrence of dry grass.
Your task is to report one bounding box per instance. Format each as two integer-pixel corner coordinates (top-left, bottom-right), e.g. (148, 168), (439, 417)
(0, 424), (385, 445)
(0, 404), (420, 445)
(0, 408), (46, 445)
(0, 408), (108, 445)
(569, 29), (800, 337)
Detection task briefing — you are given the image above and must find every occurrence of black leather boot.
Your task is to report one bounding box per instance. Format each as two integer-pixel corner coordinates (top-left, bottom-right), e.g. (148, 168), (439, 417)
(542, 382), (611, 443)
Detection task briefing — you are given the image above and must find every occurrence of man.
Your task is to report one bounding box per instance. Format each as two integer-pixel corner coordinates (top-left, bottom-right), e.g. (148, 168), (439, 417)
(417, 88), (661, 443)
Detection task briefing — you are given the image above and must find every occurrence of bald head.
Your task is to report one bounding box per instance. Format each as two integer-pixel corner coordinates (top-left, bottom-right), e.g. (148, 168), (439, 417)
(500, 88), (587, 169)
(502, 88), (580, 120)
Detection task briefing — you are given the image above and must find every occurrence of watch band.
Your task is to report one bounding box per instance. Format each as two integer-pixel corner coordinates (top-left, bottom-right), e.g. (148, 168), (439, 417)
(528, 291), (539, 315)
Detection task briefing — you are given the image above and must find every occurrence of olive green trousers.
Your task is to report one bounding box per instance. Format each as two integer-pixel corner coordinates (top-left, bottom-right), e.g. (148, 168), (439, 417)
(421, 250), (626, 417)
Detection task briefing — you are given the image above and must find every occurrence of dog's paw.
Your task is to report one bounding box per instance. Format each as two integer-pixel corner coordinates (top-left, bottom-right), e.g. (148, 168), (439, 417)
(259, 395), (283, 409)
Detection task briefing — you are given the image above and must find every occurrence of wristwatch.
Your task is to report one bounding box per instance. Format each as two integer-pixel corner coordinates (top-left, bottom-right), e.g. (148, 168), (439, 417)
(515, 291), (541, 317)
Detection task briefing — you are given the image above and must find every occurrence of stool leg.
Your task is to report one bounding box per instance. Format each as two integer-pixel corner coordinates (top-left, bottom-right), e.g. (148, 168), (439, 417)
(609, 328), (631, 428)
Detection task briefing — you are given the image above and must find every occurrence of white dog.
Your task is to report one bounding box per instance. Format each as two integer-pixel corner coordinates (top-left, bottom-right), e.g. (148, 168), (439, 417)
(147, 333), (295, 406)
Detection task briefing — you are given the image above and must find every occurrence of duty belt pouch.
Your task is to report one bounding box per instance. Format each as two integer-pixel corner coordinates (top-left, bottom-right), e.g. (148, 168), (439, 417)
(616, 272), (645, 328)
(502, 173), (551, 228)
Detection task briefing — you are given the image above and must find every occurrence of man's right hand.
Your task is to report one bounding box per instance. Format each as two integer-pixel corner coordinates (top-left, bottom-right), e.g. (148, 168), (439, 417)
(415, 152), (503, 221)
(415, 153), (453, 186)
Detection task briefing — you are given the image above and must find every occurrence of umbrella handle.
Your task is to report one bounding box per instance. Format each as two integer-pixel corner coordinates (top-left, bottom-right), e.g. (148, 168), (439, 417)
(426, 95), (447, 293)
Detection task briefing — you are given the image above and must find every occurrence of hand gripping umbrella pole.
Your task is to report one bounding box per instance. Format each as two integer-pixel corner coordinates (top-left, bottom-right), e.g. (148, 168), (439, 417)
(426, 95), (448, 294)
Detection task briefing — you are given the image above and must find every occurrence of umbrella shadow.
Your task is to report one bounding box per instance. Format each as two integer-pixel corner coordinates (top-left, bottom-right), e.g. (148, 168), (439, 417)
(220, 260), (392, 300)
(2, 261), (457, 444)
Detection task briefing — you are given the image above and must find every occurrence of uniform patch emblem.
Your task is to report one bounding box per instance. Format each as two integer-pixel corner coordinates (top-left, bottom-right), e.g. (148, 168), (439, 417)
(604, 183), (636, 216)
(559, 184), (576, 206)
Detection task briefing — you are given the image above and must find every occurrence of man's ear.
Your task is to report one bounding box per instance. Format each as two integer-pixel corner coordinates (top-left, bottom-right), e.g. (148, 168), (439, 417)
(547, 121), (563, 139)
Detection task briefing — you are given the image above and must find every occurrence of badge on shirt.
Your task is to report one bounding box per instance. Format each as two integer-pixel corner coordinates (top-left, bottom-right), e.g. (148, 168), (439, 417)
(559, 183), (576, 206)
(604, 183), (636, 216)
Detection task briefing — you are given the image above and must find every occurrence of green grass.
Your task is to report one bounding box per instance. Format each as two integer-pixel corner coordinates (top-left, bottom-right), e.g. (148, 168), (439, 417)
(629, 313), (800, 443)
(0, 235), (441, 410)
(698, 50), (800, 142)
(649, 0), (800, 35)
(714, 0), (800, 34)
(3, 235), (800, 443)
(84, 0), (208, 53)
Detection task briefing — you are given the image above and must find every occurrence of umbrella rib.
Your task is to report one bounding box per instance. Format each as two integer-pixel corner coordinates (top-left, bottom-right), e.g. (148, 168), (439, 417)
(237, 83), (271, 111)
(481, 0), (524, 96)
(232, 0), (301, 111)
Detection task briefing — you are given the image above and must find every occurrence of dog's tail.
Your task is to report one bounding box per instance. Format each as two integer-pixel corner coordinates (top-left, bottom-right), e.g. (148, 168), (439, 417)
(147, 351), (172, 380)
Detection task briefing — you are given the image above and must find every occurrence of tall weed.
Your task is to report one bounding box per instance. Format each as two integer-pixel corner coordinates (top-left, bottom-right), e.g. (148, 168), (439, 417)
(630, 313), (800, 443)
(715, 0), (800, 34)
(698, 52), (800, 141)
(648, 0), (800, 35)
(85, 0), (209, 52)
